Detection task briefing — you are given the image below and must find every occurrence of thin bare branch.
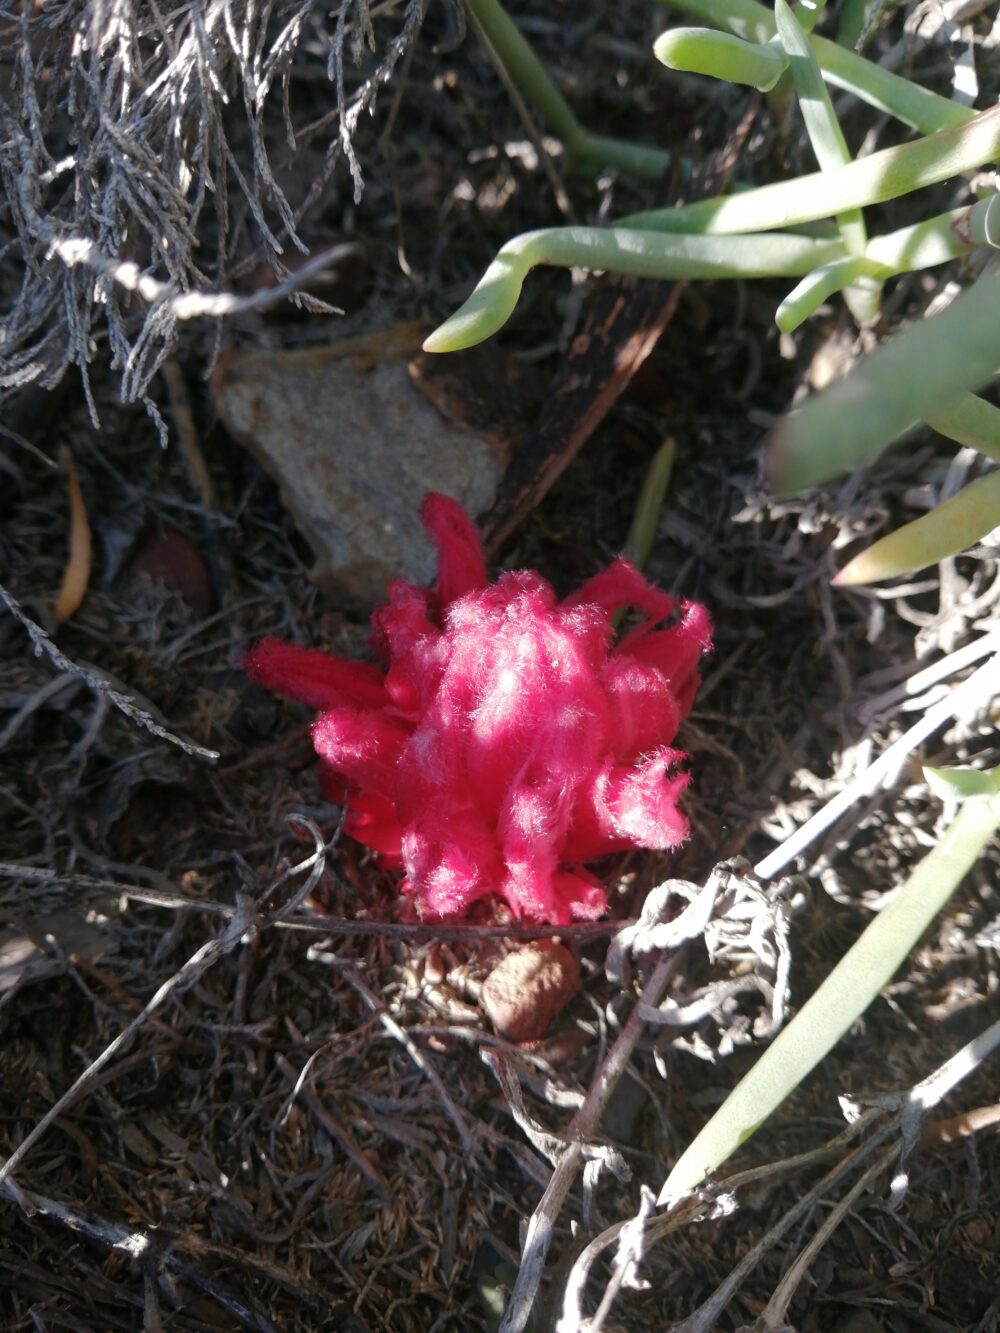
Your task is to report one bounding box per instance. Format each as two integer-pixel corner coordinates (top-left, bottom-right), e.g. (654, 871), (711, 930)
(0, 581), (219, 761)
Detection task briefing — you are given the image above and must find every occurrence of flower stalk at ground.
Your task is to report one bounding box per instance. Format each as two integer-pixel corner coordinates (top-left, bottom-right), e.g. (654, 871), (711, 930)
(247, 495), (711, 924)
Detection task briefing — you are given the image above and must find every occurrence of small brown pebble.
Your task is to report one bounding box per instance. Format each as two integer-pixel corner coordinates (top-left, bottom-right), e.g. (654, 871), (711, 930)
(480, 941), (580, 1043)
(965, 1216), (993, 1247)
(128, 527), (214, 617)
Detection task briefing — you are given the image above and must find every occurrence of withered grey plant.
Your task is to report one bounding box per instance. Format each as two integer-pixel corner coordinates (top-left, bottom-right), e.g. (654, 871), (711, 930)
(0, 0), (425, 426)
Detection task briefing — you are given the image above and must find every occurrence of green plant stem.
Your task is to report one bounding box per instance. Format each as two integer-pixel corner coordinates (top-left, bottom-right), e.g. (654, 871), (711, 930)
(423, 228), (844, 352)
(659, 786), (1000, 1204)
(774, 0), (859, 185)
(863, 207), (973, 271)
(836, 0), (871, 50)
(966, 194), (1000, 247)
(621, 104), (1000, 236)
(795, 0), (828, 34)
(465, 0), (672, 179)
(654, 0), (972, 133)
(463, 0), (583, 150)
(773, 0), (876, 321)
(570, 134), (676, 180)
(768, 263), (1000, 492)
(778, 207), (974, 331)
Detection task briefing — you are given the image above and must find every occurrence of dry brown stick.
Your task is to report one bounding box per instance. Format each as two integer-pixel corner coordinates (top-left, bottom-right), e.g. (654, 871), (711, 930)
(567, 1018), (1000, 1326)
(463, 0), (575, 222)
(500, 863), (760, 1331)
(921, 1102), (1000, 1147)
(481, 278), (684, 555)
(0, 895), (258, 1188)
(0, 825), (333, 1187)
(480, 102), (758, 555)
(0, 1175), (320, 1331)
(217, 723), (313, 775)
(0, 673), (80, 750)
(499, 948), (684, 1333)
(0, 863), (635, 940)
(760, 1149), (895, 1330)
(858, 1012), (1000, 1211)
(283, 912), (632, 942)
(161, 359), (215, 508)
(556, 1115), (882, 1331)
(664, 1119), (902, 1333)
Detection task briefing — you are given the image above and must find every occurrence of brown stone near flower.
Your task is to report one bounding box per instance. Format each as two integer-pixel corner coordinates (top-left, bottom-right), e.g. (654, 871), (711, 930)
(480, 941), (581, 1043)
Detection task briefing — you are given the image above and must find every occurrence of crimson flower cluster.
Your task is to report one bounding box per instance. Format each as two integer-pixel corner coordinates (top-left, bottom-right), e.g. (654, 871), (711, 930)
(246, 495), (711, 924)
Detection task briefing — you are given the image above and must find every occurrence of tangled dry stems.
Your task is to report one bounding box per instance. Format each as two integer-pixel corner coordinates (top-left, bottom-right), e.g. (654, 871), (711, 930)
(0, 0), (425, 423)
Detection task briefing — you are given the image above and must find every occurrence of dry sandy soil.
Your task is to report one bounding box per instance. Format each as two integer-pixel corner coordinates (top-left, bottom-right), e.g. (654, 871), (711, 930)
(2, 2), (999, 1328)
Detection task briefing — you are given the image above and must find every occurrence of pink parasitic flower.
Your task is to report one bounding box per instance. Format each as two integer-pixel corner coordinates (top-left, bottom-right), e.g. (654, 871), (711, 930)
(246, 495), (712, 924)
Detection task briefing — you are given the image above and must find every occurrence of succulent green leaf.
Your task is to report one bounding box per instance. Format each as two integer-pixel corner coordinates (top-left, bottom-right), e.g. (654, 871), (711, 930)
(621, 105), (1000, 237)
(464, 0), (672, 180)
(925, 764), (1000, 803)
(654, 0), (971, 133)
(659, 0), (775, 44)
(836, 0), (872, 49)
(927, 393), (1000, 465)
(424, 227), (845, 353)
(776, 257), (876, 332)
(864, 207), (975, 272)
(624, 439), (675, 570)
(767, 264), (1000, 492)
(653, 27), (786, 90)
(962, 194), (1000, 250)
(773, 0), (853, 175)
(832, 468), (1000, 585)
(773, 0), (875, 317)
(794, 0), (828, 34)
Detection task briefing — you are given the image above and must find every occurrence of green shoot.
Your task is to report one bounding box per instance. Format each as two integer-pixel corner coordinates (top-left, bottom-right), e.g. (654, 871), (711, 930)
(776, 256), (877, 331)
(777, 205), (974, 331)
(793, 0), (828, 35)
(624, 439), (676, 569)
(621, 105), (1000, 236)
(465, 0), (672, 179)
(963, 193), (1000, 248)
(836, 0), (874, 51)
(613, 439), (677, 629)
(925, 765), (1000, 802)
(424, 206), (976, 353)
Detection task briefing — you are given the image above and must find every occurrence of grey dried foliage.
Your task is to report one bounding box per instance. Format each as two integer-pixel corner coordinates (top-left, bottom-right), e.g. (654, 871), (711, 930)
(0, 0), (425, 422)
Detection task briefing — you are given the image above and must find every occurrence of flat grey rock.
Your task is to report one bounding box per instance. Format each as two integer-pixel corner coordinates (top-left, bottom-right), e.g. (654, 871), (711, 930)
(213, 330), (513, 605)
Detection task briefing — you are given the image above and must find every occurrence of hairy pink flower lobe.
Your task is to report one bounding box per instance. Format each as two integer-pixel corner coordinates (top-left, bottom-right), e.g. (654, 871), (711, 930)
(246, 494), (711, 924)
